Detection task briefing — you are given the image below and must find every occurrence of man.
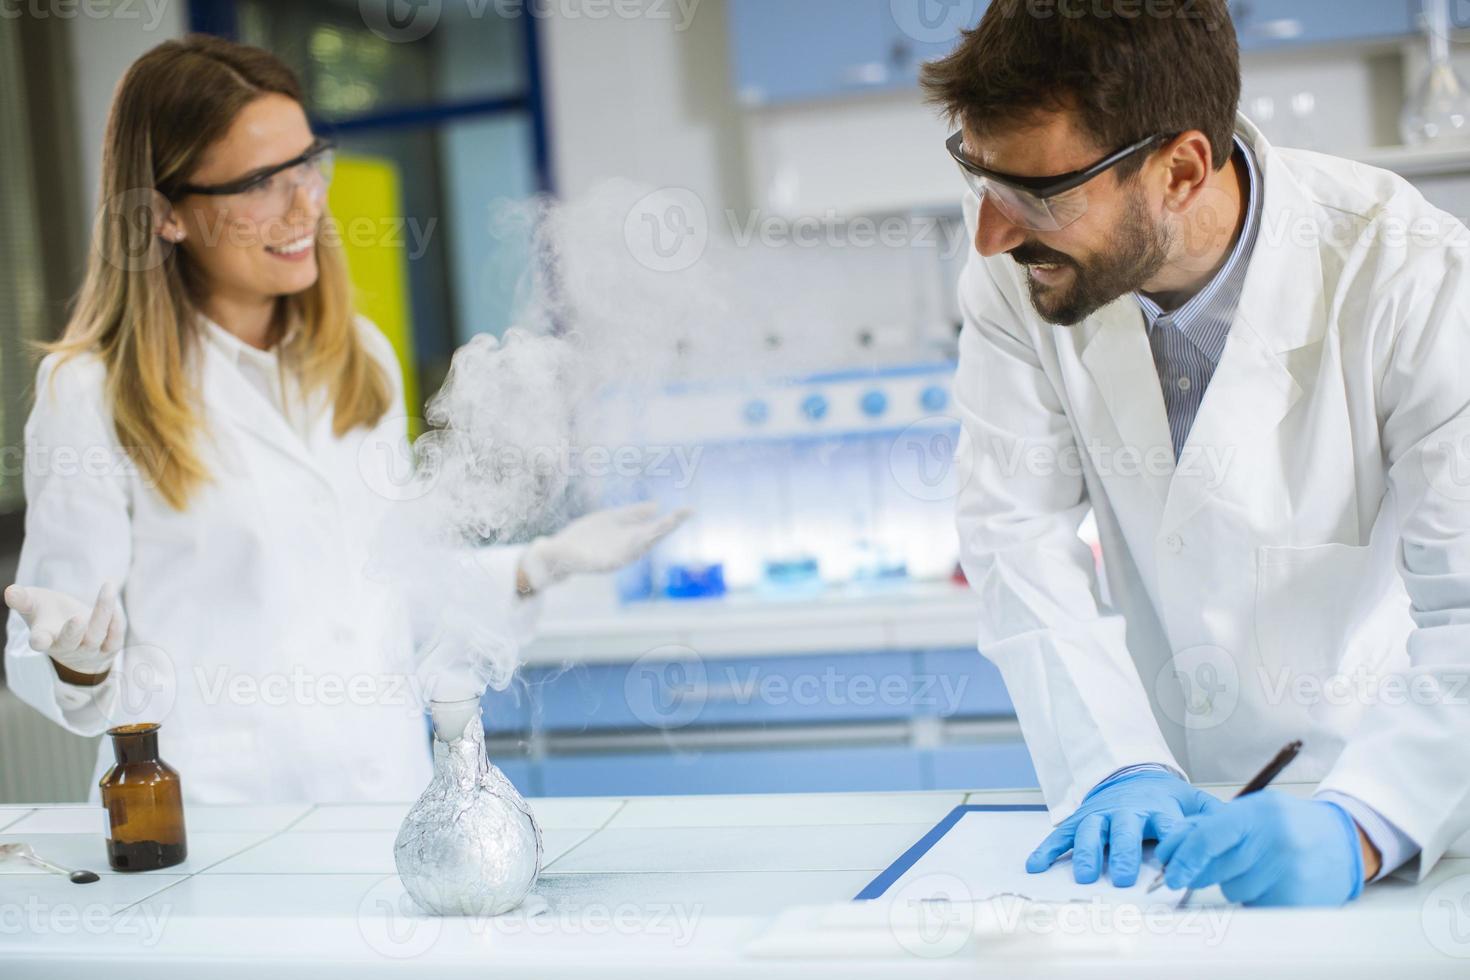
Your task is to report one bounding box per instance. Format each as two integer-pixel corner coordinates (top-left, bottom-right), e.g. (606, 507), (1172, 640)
(925, 0), (1470, 906)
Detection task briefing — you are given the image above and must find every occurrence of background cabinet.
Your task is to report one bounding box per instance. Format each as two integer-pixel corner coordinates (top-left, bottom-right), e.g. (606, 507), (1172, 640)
(729, 0), (1424, 107)
(1230, 1), (1418, 53)
(728, 0), (921, 105)
(478, 645), (1037, 798)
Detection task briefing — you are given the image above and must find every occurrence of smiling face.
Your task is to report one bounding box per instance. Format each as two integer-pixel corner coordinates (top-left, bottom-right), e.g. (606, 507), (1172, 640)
(965, 111), (1173, 326)
(168, 93), (326, 311)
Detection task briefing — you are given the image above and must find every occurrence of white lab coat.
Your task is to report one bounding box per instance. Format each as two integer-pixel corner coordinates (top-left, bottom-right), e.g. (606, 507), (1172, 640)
(3, 317), (537, 804)
(954, 113), (1470, 877)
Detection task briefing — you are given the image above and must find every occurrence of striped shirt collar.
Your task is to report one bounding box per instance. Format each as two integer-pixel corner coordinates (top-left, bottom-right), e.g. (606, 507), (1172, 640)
(1133, 133), (1262, 364)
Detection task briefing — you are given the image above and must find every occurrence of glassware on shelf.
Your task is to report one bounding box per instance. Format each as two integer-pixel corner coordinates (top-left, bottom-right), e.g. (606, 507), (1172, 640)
(663, 561), (727, 599)
(760, 554), (823, 595)
(1401, 0), (1470, 147)
(394, 695), (542, 916)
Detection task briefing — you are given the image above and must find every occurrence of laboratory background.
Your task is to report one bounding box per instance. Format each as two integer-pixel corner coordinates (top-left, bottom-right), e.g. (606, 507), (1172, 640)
(2, 0), (1470, 808)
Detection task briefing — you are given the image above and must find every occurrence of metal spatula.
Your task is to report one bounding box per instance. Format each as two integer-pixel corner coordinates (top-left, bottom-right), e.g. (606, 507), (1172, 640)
(0, 842), (101, 883)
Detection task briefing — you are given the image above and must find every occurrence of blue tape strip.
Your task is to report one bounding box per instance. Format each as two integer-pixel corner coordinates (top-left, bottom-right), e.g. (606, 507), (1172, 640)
(853, 803), (1048, 901)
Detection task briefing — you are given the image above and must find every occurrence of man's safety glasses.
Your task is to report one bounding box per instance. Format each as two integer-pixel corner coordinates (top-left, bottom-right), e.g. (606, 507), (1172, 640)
(177, 138), (336, 216)
(945, 130), (1168, 232)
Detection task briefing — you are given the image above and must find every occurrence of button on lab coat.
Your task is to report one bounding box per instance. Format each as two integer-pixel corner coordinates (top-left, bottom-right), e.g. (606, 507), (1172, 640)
(954, 114), (1470, 876)
(3, 318), (538, 803)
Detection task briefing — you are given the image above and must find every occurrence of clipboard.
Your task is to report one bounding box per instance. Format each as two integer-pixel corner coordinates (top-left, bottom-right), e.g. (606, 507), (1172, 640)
(854, 804), (1049, 900)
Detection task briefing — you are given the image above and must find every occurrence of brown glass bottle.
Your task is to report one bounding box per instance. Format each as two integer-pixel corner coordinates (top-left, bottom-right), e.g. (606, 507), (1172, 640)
(99, 723), (187, 871)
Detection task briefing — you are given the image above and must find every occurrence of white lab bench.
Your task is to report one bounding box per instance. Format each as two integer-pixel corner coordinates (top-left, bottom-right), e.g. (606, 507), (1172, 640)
(2, 784), (1467, 978)
(521, 578), (985, 664)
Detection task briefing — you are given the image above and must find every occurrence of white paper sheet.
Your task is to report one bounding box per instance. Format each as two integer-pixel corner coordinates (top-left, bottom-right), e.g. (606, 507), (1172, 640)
(877, 808), (1227, 907)
(744, 808), (1231, 960)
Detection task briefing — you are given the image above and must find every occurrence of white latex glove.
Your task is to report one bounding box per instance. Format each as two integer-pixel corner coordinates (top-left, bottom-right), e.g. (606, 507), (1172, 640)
(519, 503), (691, 593)
(3, 582), (125, 678)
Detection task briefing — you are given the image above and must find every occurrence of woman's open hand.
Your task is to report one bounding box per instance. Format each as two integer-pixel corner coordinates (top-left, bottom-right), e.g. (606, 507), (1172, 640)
(4, 582), (125, 679)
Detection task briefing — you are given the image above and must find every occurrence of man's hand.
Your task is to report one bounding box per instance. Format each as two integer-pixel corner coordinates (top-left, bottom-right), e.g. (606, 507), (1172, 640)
(1027, 769), (1223, 887)
(1154, 791), (1364, 906)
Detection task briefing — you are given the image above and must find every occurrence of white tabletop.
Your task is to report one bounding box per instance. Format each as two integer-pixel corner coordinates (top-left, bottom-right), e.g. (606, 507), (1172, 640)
(2, 785), (1467, 978)
(523, 579), (983, 663)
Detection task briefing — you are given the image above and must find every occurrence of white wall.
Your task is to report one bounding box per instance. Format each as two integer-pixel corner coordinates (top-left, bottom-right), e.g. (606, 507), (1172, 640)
(540, 0), (749, 212)
(538, 1), (959, 366)
(68, 0), (187, 217)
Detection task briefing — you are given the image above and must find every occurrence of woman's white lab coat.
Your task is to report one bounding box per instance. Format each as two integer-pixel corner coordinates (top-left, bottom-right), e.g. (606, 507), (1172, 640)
(954, 113), (1470, 877)
(3, 318), (535, 803)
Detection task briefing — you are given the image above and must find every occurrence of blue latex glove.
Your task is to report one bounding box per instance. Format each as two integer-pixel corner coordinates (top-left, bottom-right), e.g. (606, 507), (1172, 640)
(1027, 769), (1223, 887)
(1154, 791), (1364, 906)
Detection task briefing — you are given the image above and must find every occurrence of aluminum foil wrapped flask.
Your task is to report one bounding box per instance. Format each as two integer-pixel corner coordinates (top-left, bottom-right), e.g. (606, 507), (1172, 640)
(394, 695), (543, 916)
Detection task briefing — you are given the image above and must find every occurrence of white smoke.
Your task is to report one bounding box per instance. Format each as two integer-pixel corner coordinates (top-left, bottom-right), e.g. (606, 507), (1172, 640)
(370, 179), (831, 703)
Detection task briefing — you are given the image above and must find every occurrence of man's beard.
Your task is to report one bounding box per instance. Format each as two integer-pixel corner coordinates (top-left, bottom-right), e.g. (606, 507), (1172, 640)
(1012, 190), (1172, 326)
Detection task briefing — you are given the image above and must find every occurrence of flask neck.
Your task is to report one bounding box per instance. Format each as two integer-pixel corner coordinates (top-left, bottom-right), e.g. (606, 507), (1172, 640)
(109, 726), (160, 765)
(430, 695), (484, 743)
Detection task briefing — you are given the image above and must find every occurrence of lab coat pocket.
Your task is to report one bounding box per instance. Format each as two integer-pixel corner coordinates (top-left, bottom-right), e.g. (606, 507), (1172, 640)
(1254, 542), (1373, 681)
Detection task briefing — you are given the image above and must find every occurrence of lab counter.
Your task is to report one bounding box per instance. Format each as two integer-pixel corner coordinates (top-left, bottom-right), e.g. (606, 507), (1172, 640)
(3, 784), (1467, 978)
(493, 581), (1027, 798)
(522, 579), (984, 665)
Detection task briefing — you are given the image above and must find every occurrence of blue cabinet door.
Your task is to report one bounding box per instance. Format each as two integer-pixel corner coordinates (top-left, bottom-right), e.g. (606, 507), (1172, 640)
(729, 1), (1418, 107)
(488, 756), (537, 796)
(728, 0), (906, 105)
(888, 0), (990, 86)
(1231, 0), (1417, 51)
(727, 1), (988, 106)
(531, 652), (924, 733)
(924, 742), (1039, 790)
(539, 745), (926, 796)
(480, 679), (534, 734)
(915, 648), (1015, 719)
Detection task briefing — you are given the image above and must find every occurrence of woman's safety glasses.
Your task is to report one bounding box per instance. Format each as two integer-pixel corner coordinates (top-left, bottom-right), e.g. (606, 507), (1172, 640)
(177, 138), (336, 217)
(945, 130), (1168, 232)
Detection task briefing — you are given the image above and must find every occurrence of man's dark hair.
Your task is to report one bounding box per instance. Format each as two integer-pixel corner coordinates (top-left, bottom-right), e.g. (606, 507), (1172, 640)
(920, 0), (1241, 177)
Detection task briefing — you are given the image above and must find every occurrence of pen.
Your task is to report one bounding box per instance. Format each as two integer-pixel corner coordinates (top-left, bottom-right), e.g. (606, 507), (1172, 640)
(1146, 739), (1303, 894)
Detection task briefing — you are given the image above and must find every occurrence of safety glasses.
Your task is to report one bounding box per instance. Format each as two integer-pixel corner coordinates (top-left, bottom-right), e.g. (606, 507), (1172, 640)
(177, 138), (336, 216)
(945, 130), (1168, 232)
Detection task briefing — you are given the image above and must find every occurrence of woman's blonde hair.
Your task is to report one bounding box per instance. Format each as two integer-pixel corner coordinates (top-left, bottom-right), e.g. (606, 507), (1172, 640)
(50, 34), (391, 510)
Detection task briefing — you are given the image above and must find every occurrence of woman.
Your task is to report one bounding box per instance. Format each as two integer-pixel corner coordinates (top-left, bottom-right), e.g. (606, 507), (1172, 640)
(2, 35), (682, 804)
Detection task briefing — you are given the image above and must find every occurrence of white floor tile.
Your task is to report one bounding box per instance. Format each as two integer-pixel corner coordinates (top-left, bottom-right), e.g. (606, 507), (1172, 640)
(533, 869), (873, 917)
(209, 825), (597, 877)
(287, 799), (616, 834)
(524, 796), (625, 831)
(126, 872), (401, 919)
(0, 870), (187, 933)
(289, 803), (411, 833)
(4, 806), (107, 835)
(541, 828), (596, 866)
(545, 823), (934, 874)
(0, 807), (36, 832)
(119, 873), (558, 958)
(610, 792), (964, 829)
(207, 830), (400, 875)
(0, 832), (267, 877)
(180, 804), (312, 834)
(4, 804), (309, 836)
